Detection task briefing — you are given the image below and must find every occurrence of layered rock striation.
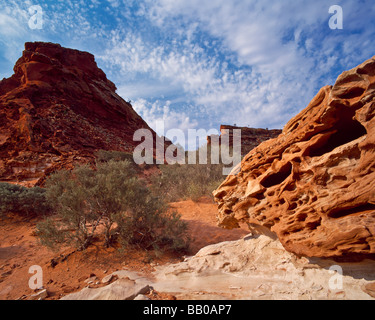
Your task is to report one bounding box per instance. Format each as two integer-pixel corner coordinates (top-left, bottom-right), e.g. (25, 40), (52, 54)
(0, 42), (160, 186)
(214, 56), (375, 260)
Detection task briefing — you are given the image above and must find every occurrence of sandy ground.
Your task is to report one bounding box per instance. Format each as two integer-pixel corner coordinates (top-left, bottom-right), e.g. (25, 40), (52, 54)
(0, 197), (248, 300)
(169, 197), (249, 254)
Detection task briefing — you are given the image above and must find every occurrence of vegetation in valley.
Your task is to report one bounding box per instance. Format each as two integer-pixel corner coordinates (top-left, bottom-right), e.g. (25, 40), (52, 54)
(36, 159), (189, 254)
(151, 144), (236, 202)
(1, 144), (236, 255)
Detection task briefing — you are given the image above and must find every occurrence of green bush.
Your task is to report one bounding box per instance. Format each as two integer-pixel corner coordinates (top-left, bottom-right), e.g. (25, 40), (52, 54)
(37, 160), (189, 253)
(115, 183), (189, 254)
(95, 150), (135, 164)
(0, 182), (51, 217)
(152, 163), (224, 202)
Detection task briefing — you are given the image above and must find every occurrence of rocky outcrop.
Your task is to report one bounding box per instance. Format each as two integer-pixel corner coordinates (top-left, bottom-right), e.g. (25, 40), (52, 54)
(207, 125), (281, 156)
(153, 235), (375, 300)
(0, 42), (163, 186)
(61, 270), (151, 300)
(59, 235), (375, 300)
(214, 56), (375, 260)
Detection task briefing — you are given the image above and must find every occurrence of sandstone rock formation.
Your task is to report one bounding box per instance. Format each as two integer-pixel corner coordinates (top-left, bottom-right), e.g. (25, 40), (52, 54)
(60, 235), (375, 300)
(60, 270), (152, 300)
(61, 276), (150, 300)
(152, 235), (375, 300)
(0, 42), (163, 186)
(214, 56), (375, 260)
(207, 125), (281, 156)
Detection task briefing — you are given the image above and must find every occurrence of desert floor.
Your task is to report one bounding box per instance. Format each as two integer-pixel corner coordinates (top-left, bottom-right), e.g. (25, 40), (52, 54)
(0, 197), (248, 300)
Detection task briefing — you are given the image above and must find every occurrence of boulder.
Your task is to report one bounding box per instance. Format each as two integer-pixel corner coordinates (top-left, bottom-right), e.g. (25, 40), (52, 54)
(214, 56), (375, 260)
(60, 278), (150, 300)
(101, 274), (114, 284)
(28, 289), (48, 300)
(61, 270), (151, 300)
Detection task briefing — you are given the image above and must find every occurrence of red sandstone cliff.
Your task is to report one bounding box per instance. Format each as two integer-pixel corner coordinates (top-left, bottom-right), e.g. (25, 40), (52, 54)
(0, 42), (161, 186)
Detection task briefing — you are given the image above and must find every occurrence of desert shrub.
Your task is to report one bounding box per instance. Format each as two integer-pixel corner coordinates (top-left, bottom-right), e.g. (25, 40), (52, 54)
(0, 182), (51, 217)
(115, 183), (189, 254)
(95, 149), (135, 164)
(37, 160), (189, 253)
(37, 160), (137, 250)
(152, 163), (224, 202)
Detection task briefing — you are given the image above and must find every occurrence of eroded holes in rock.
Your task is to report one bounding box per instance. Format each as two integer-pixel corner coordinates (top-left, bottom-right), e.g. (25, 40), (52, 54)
(288, 202), (298, 210)
(260, 162), (292, 188)
(335, 72), (363, 86)
(224, 209), (232, 215)
(357, 61), (375, 76)
(267, 190), (275, 197)
(254, 193), (265, 201)
(307, 111), (367, 158)
(306, 219), (321, 230)
(296, 212), (308, 222)
(289, 122), (299, 132)
(284, 183), (296, 192)
(328, 203), (375, 219)
(331, 175), (348, 183)
(337, 86), (366, 100)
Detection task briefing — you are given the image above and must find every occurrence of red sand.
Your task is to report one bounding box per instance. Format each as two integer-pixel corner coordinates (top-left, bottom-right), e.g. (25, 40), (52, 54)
(0, 197), (249, 300)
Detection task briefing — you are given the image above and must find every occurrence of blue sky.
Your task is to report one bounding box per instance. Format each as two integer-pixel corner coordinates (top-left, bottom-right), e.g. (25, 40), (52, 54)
(1, 0), (375, 149)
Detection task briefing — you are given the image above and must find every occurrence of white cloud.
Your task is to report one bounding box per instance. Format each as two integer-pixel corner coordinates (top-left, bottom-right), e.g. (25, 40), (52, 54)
(0, 2), (41, 72)
(138, 0), (375, 128)
(100, 26), (316, 130)
(1, 0), (374, 143)
(132, 98), (201, 150)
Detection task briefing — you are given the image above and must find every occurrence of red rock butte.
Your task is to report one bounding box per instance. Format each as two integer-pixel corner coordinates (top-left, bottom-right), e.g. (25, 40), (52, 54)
(0, 42), (163, 186)
(207, 125), (281, 156)
(214, 55), (375, 260)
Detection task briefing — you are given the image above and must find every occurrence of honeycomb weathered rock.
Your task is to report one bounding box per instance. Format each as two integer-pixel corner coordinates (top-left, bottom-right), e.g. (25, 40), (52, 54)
(214, 56), (375, 260)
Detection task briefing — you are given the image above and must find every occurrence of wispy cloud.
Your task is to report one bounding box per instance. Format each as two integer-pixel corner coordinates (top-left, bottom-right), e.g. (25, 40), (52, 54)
(1, 0), (374, 146)
(139, 0), (375, 126)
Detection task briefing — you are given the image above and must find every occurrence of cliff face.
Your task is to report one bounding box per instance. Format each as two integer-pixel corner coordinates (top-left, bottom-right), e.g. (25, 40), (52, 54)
(214, 56), (375, 260)
(207, 125), (281, 156)
(0, 42), (157, 186)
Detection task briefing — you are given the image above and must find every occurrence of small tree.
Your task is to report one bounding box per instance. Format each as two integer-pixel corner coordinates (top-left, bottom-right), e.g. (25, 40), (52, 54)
(38, 160), (138, 250)
(37, 160), (189, 253)
(115, 183), (189, 253)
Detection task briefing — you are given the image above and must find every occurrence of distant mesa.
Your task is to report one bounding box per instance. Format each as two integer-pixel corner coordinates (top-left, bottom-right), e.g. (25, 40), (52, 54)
(207, 125), (282, 156)
(214, 55), (375, 261)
